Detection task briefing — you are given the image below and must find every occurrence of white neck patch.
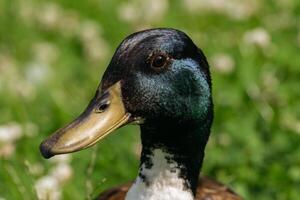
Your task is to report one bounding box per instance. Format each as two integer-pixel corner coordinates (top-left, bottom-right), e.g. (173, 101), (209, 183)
(125, 149), (194, 200)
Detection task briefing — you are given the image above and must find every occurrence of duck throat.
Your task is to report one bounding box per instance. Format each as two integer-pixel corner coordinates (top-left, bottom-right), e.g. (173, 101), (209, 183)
(126, 121), (211, 200)
(125, 148), (194, 200)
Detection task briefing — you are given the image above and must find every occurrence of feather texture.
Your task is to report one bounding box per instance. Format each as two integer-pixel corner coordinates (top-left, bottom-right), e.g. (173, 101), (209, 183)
(97, 176), (242, 200)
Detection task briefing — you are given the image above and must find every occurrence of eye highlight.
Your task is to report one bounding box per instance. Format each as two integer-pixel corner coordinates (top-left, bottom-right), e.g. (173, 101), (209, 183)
(149, 52), (171, 72)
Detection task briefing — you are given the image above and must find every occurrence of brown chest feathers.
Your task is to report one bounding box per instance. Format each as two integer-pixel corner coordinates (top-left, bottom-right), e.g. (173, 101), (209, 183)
(97, 176), (243, 200)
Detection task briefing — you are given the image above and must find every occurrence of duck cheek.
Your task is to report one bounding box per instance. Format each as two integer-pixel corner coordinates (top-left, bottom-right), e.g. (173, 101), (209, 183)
(121, 78), (156, 113)
(120, 78), (148, 117)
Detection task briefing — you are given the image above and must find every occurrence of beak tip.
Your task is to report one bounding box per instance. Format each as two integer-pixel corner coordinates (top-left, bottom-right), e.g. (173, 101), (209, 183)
(39, 141), (55, 159)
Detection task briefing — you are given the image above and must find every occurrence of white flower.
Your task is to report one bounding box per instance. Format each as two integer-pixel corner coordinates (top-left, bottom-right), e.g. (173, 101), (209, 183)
(34, 2), (81, 38)
(118, 3), (137, 24)
(37, 3), (62, 30)
(12, 80), (36, 99)
(35, 176), (61, 200)
(50, 163), (73, 184)
(225, 0), (259, 20)
(261, 71), (279, 92)
(183, 0), (225, 12)
(211, 53), (235, 74)
(78, 21), (109, 62)
(0, 53), (37, 98)
(183, 0), (259, 21)
(218, 132), (232, 146)
(25, 161), (44, 176)
(35, 155), (72, 199)
(118, 0), (168, 25)
(49, 154), (72, 164)
(18, 1), (35, 24)
(0, 122), (23, 144)
(143, 0), (168, 23)
(25, 61), (52, 85)
(281, 112), (300, 134)
(78, 21), (101, 42)
(0, 143), (15, 159)
(58, 10), (80, 38)
(243, 27), (271, 48)
(0, 54), (17, 92)
(24, 122), (39, 137)
(0, 53), (18, 77)
(32, 42), (59, 64)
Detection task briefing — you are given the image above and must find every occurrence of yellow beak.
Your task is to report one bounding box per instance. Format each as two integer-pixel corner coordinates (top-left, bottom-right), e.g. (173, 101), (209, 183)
(40, 81), (131, 158)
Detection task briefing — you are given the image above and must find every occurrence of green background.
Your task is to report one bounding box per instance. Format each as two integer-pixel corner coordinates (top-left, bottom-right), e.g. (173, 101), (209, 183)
(0, 0), (299, 199)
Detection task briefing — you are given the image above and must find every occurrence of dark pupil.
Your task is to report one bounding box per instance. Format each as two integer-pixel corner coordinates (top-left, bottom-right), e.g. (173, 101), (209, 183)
(153, 55), (166, 68)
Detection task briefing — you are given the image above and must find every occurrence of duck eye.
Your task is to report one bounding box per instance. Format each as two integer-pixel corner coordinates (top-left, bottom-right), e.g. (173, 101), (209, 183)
(150, 53), (169, 70)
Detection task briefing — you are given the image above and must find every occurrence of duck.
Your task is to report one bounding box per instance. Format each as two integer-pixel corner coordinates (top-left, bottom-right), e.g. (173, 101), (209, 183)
(40, 28), (242, 200)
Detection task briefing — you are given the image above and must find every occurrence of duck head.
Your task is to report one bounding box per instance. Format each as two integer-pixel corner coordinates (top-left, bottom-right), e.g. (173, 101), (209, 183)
(40, 28), (213, 159)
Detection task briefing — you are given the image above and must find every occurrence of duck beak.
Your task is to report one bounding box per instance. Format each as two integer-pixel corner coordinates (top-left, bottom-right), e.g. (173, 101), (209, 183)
(40, 81), (131, 159)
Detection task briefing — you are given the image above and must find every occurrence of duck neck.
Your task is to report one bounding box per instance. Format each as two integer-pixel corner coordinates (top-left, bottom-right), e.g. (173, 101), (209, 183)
(126, 119), (211, 200)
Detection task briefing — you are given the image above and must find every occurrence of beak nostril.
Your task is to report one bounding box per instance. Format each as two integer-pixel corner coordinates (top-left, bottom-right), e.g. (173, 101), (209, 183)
(96, 101), (110, 113)
(95, 90), (111, 113)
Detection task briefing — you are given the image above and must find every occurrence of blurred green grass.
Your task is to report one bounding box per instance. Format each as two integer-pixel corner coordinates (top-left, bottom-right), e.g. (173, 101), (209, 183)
(0, 0), (300, 199)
